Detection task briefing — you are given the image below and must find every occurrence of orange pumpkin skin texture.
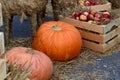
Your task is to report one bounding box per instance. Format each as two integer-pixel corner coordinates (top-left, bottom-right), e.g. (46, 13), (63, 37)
(32, 21), (82, 61)
(5, 47), (53, 80)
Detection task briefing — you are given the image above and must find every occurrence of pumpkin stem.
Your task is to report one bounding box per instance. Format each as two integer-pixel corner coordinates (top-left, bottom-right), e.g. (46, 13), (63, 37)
(52, 25), (62, 31)
(26, 48), (34, 54)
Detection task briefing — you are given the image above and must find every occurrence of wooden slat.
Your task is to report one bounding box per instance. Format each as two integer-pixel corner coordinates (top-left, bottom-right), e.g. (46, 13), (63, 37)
(83, 36), (118, 53)
(80, 28), (119, 44)
(82, 40), (104, 52)
(103, 28), (118, 43)
(79, 30), (104, 43)
(59, 16), (104, 34)
(79, 26), (120, 44)
(117, 35), (120, 43)
(117, 26), (120, 32)
(0, 59), (6, 80)
(87, 2), (111, 12)
(103, 37), (118, 52)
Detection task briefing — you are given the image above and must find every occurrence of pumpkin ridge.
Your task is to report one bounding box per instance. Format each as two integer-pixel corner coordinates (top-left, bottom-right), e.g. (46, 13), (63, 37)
(64, 31), (73, 60)
(39, 30), (53, 50)
(38, 28), (51, 36)
(54, 31), (69, 60)
(51, 32), (63, 59)
(31, 55), (41, 79)
(34, 52), (53, 80)
(47, 33), (54, 57)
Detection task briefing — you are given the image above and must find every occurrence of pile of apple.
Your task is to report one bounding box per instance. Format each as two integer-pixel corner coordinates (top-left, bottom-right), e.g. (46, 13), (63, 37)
(78, 0), (101, 6)
(71, 10), (111, 24)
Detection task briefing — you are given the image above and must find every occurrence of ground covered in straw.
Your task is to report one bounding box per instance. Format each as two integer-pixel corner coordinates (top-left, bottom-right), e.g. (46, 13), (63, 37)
(5, 38), (120, 80)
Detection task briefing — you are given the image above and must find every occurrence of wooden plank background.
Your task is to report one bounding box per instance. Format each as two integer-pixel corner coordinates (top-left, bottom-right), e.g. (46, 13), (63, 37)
(0, 32), (5, 54)
(0, 3), (3, 27)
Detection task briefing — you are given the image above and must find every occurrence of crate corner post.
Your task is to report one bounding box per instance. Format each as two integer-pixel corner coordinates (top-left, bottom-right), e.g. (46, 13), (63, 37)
(0, 59), (7, 80)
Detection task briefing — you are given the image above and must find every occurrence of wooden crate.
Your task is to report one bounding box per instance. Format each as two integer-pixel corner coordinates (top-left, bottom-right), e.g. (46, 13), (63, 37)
(87, 2), (111, 12)
(0, 32), (5, 54)
(59, 16), (120, 53)
(0, 58), (6, 80)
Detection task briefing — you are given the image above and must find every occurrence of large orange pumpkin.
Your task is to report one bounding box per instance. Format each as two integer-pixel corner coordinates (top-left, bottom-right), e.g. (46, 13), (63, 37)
(32, 21), (82, 61)
(5, 47), (53, 80)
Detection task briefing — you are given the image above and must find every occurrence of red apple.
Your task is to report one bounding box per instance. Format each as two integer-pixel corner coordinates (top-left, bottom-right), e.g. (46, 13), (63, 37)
(72, 11), (81, 17)
(103, 12), (111, 19)
(88, 20), (94, 24)
(87, 14), (94, 20)
(95, 13), (102, 18)
(75, 17), (80, 20)
(103, 12), (110, 15)
(90, 0), (96, 5)
(94, 17), (101, 22)
(84, 1), (91, 6)
(89, 10), (97, 15)
(81, 11), (89, 16)
(79, 14), (87, 21)
(70, 16), (76, 19)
